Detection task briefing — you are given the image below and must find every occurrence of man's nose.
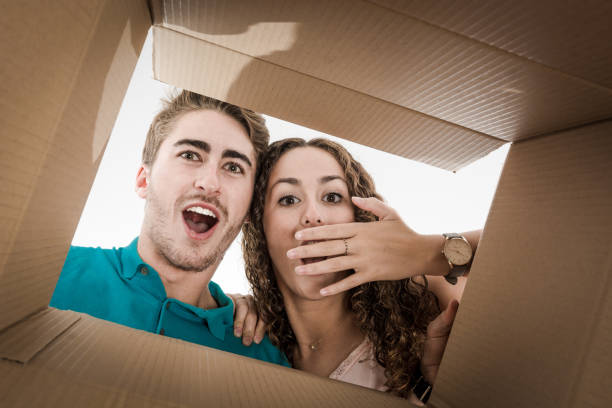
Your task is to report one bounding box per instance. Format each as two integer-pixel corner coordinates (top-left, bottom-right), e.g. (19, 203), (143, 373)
(194, 164), (220, 195)
(300, 200), (324, 227)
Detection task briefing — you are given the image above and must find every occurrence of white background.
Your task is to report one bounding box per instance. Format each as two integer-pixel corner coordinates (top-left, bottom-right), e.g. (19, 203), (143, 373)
(72, 31), (509, 294)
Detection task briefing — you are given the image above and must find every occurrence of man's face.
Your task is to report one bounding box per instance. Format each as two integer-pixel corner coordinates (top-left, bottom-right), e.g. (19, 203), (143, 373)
(136, 109), (256, 272)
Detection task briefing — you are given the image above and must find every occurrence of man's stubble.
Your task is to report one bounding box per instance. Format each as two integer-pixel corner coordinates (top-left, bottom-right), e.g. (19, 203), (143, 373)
(143, 182), (245, 272)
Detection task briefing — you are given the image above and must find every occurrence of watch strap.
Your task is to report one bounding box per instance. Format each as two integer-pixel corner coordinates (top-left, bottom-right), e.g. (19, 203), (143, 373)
(444, 264), (469, 285)
(410, 365), (432, 403)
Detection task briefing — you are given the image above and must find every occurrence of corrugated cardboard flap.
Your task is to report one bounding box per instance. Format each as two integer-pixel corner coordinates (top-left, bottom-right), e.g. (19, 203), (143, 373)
(151, 25), (505, 172)
(0, 0), (150, 332)
(429, 120), (612, 407)
(372, 0), (612, 89)
(0, 312), (409, 407)
(151, 0), (612, 170)
(0, 308), (80, 364)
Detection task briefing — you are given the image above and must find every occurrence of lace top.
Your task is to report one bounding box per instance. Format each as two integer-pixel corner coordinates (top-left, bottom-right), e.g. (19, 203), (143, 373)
(328, 338), (388, 392)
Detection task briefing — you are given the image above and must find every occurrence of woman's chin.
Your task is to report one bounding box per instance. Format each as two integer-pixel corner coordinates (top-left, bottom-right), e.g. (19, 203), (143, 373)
(275, 266), (349, 301)
(294, 274), (341, 300)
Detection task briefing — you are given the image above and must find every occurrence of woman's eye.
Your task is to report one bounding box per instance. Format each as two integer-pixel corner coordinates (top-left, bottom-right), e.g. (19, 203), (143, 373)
(278, 195), (301, 206)
(323, 192), (342, 203)
(224, 162), (244, 174)
(180, 151), (200, 161)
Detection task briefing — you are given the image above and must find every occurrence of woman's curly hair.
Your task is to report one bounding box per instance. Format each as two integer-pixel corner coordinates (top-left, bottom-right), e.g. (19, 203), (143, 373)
(242, 138), (440, 398)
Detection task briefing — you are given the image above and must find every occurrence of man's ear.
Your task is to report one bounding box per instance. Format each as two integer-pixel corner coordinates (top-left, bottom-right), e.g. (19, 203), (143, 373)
(135, 165), (149, 199)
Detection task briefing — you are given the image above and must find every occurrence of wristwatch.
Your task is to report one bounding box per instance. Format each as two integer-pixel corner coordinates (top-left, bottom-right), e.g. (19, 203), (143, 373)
(442, 233), (473, 285)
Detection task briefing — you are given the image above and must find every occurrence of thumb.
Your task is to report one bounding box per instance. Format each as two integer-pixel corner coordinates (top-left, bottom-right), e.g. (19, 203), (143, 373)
(351, 196), (399, 221)
(443, 299), (459, 326)
(428, 299), (459, 337)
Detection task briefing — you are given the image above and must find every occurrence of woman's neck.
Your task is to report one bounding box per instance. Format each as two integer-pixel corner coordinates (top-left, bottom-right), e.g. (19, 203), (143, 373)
(281, 287), (365, 377)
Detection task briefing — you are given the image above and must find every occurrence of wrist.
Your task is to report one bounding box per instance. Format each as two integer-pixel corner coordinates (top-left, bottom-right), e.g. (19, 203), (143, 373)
(424, 234), (449, 277)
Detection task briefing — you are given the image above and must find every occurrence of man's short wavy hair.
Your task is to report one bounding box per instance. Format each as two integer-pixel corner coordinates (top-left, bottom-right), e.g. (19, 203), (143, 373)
(142, 90), (269, 171)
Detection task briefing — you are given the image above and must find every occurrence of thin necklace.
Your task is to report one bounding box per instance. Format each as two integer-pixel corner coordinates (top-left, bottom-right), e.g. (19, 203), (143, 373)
(309, 339), (321, 351)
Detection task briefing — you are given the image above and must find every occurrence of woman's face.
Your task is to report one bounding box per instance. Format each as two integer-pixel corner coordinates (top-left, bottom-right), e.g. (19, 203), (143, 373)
(263, 146), (355, 300)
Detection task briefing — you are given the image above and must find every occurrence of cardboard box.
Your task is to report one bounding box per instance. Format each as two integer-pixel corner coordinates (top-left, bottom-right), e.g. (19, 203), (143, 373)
(1, 0), (610, 406)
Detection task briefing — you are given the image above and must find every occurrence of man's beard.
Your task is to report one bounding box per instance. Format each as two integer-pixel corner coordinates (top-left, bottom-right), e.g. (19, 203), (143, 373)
(143, 184), (244, 272)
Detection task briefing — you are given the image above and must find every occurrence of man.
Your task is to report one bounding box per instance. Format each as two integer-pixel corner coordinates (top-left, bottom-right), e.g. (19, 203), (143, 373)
(51, 90), (288, 366)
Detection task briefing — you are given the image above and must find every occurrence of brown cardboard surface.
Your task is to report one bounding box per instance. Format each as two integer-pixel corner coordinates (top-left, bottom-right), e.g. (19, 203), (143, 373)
(0, 0), (150, 331)
(429, 120), (612, 407)
(151, 0), (612, 148)
(0, 308), (79, 363)
(1, 0), (612, 406)
(372, 0), (612, 89)
(153, 26), (504, 171)
(0, 310), (408, 407)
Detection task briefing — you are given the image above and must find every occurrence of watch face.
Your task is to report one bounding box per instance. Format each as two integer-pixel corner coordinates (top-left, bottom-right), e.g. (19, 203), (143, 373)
(444, 238), (472, 266)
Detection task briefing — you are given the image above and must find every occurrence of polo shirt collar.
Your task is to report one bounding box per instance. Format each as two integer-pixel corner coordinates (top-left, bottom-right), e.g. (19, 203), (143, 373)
(119, 238), (234, 341)
(177, 281), (234, 340)
(119, 237), (144, 279)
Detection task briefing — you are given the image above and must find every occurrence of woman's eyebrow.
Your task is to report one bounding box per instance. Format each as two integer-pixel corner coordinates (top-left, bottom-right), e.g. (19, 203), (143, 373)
(319, 175), (345, 184)
(270, 177), (299, 190)
(269, 175), (345, 191)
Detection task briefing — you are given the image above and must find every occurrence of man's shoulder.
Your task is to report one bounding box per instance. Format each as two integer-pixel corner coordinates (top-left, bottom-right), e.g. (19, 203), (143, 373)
(62, 245), (122, 272)
(253, 335), (291, 367)
(50, 244), (130, 310)
(55, 244), (127, 292)
(219, 325), (291, 367)
(65, 244), (114, 257)
(205, 283), (290, 367)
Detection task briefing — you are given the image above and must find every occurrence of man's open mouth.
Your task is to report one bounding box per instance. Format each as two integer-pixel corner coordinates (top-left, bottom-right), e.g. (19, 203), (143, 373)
(183, 205), (219, 234)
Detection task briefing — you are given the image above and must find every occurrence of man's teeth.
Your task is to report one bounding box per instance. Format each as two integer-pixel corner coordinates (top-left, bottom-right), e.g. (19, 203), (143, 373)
(186, 206), (216, 218)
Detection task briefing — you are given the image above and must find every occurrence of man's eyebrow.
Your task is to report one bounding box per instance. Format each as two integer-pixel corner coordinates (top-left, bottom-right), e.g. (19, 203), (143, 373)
(223, 150), (252, 168)
(270, 177), (299, 190)
(172, 140), (252, 168)
(173, 139), (210, 152)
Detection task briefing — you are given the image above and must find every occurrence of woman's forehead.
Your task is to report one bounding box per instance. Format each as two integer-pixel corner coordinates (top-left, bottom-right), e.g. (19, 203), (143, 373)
(271, 146), (344, 179)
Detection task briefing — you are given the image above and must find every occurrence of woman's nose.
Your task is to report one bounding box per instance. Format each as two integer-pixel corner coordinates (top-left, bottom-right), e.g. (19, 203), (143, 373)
(300, 202), (323, 226)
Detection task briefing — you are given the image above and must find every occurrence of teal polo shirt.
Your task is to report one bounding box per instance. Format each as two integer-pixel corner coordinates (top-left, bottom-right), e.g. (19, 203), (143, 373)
(50, 237), (289, 367)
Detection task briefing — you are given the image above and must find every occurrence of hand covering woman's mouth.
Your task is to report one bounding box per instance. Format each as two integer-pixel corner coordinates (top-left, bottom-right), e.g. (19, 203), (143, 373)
(301, 256), (327, 265)
(299, 240), (327, 265)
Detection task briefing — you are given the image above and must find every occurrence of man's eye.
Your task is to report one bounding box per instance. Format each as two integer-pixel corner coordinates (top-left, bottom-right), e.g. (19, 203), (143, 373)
(224, 162), (244, 174)
(278, 195), (301, 206)
(323, 192), (342, 203)
(180, 151), (200, 161)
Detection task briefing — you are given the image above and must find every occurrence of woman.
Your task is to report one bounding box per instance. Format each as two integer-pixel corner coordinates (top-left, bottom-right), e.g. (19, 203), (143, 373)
(242, 138), (471, 401)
